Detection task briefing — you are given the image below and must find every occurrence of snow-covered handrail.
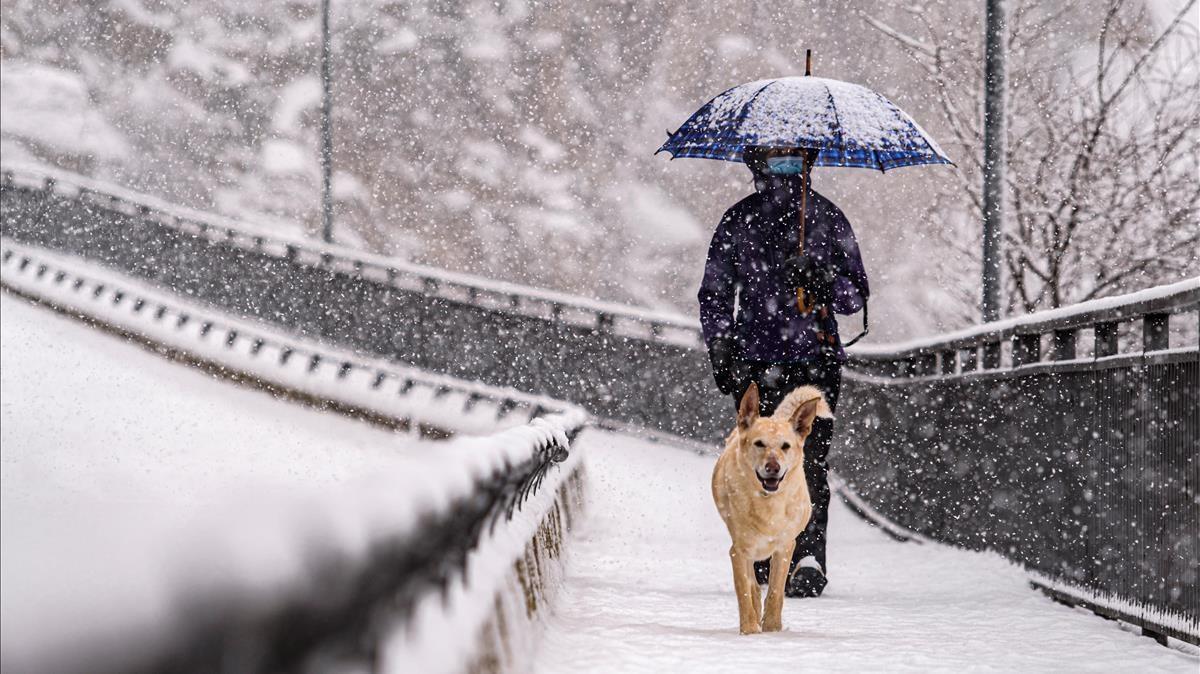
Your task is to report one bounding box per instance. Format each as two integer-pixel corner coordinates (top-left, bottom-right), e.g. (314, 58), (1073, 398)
(847, 278), (1199, 377)
(0, 162), (702, 346)
(0, 163), (725, 440)
(7, 159), (1190, 369)
(852, 278), (1199, 356)
(26, 413), (584, 674)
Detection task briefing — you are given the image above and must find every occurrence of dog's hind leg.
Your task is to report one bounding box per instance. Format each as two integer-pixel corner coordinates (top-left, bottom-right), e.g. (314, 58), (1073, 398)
(761, 540), (796, 632)
(730, 547), (762, 634)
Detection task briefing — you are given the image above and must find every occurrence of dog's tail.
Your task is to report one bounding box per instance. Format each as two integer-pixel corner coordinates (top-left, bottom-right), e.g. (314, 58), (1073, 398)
(772, 385), (834, 422)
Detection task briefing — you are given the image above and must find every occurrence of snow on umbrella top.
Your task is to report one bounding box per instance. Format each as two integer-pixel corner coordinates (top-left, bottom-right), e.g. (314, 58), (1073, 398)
(656, 76), (952, 171)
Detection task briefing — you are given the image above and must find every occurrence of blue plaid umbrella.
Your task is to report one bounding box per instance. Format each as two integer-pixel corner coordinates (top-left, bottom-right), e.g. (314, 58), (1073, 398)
(656, 75), (952, 171)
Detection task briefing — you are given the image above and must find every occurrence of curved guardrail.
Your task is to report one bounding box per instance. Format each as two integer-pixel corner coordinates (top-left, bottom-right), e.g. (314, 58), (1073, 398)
(144, 416), (586, 674)
(835, 280), (1199, 645)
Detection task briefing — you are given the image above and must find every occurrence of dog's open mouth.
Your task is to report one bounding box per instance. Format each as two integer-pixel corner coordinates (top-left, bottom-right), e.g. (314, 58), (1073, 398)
(756, 471), (785, 493)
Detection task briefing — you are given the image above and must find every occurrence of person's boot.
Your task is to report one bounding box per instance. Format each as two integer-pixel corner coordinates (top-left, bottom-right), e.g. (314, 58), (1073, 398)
(785, 556), (827, 598)
(754, 559), (771, 585)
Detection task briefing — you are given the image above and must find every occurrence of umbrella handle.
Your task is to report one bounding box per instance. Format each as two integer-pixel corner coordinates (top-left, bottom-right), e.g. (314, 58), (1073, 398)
(795, 152), (814, 314)
(796, 288), (816, 314)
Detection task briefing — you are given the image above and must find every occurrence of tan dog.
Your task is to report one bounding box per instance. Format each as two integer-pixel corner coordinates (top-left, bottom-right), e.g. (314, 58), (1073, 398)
(711, 382), (833, 634)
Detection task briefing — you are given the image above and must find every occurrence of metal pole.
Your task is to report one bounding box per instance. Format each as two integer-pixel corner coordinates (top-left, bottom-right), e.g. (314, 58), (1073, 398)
(981, 0), (1007, 322)
(319, 0), (334, 243)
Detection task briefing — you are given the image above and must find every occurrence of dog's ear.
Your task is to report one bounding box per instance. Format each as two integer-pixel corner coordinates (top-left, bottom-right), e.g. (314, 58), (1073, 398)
(789, 394), (825, 437)
(737, 382), (760, 431)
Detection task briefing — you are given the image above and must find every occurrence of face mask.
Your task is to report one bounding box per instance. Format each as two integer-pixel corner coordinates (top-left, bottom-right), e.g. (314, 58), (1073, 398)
(765, 155), (808, 175)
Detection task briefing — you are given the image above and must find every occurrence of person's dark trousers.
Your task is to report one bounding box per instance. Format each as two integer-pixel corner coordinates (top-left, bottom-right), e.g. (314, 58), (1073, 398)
(731, 358), (842, 581)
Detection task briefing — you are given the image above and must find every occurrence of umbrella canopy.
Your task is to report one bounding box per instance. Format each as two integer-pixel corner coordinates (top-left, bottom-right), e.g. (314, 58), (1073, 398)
(656, 76), (952, 171)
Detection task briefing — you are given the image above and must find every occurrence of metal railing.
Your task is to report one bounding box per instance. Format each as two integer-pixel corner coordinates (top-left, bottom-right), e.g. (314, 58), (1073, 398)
(140, 419), (584, 674)
(835, 282), (1199, 645)
(0, 238), (571, 437)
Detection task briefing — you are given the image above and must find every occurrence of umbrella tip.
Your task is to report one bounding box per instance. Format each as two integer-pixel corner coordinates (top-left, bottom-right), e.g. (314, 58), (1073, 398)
(805, 49), (813, 76)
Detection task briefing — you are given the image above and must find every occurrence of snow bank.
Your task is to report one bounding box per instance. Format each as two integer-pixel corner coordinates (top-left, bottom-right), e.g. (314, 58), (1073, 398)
(1, 292), (436, 671)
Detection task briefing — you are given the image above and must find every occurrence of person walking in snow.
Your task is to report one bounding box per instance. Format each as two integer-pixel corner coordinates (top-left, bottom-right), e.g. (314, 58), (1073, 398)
(698, 146), (869, 598)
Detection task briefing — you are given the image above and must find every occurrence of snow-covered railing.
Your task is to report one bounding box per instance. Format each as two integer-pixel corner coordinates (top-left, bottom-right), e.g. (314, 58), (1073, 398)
(833, 280), (1200, 646)
(848, 278), (1199, 377)
(0, 238), (576, 436)
(2, 408), (585, 674)
(0, 163), (702, 347)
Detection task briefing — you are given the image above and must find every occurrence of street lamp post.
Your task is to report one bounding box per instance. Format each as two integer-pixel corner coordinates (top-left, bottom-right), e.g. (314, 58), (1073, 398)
(319, 0), (334, 243)
(981, 0), (1007, 323)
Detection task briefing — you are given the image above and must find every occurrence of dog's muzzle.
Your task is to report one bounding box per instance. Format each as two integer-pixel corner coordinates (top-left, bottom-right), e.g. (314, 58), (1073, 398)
(756, 470), (786, 493)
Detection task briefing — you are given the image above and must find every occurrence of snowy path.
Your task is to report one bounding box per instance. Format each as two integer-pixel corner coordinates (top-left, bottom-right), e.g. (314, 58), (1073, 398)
(534, 430), (1198, 673)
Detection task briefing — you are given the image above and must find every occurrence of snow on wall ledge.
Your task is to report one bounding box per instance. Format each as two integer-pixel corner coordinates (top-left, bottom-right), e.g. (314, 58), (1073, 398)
(0, 237), (583, 437)
(0, 237), (591, 673)
(4, 407), (586, 674)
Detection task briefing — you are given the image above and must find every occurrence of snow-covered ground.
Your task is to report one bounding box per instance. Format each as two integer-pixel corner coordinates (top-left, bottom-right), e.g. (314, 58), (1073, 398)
(535, 430), (1199, 673)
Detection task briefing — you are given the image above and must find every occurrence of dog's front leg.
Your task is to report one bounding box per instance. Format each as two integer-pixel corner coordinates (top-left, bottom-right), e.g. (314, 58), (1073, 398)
(730, 547), (761, 634)
(762, 540), (796, 632)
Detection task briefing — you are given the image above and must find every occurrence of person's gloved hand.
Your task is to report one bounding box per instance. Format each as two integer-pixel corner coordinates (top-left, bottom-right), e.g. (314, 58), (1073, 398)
(784, 254), (836, 306)
(708, 335), (742, 395)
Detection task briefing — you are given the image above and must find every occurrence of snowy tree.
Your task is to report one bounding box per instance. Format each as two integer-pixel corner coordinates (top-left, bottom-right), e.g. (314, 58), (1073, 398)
(864, 0), (1199, 319)
(3, 0), (1196, 333)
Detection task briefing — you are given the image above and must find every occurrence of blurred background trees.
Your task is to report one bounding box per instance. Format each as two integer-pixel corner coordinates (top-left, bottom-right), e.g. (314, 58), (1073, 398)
(1, 0), (1195, 339)
(863, 0), (1198, 321)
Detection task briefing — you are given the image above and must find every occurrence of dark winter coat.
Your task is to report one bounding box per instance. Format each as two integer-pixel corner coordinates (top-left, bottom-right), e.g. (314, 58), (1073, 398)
(698, 176), (869, 366)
